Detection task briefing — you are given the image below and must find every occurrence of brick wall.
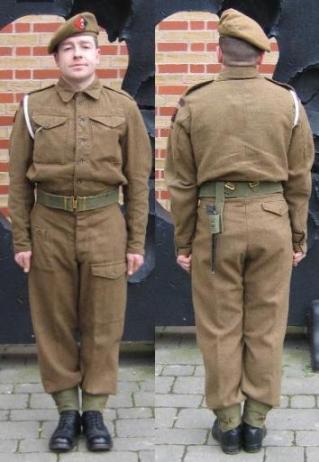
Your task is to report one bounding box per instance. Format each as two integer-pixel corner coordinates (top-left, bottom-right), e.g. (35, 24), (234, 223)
(155, 12), (279, 210)
(0, 15), (128, 217)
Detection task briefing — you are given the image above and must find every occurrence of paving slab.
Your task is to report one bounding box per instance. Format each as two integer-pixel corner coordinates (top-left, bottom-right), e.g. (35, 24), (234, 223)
(155, 331), (319, 462)
(0, 351), (153, 461)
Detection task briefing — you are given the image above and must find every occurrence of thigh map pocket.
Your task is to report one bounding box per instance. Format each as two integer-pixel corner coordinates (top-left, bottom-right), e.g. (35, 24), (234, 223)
(89, 261), (127, 322)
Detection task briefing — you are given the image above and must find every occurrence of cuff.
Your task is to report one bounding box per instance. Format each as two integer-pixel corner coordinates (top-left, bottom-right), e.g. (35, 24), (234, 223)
(293, 241), (307, 253)
(126, 247), (145, 256)
(292, 231), (306, 253)
(176, 247), (192, 257)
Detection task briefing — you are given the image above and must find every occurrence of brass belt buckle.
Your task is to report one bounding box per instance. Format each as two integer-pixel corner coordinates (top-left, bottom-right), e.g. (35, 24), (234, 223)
(72, 196), (78, 210)
(225, 181), (235, 191)
(248, 181), (259, 190)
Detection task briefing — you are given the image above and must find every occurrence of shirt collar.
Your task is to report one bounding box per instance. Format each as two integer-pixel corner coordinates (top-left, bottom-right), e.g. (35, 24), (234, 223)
(56, 77), (103, 102)
(216, 66), (260, 81)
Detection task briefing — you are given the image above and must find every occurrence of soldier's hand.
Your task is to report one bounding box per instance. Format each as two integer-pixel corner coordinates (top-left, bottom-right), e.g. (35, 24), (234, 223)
(177, 254), (192, 273)
(126, 253), (144, 276)
(14, 251), (32, 273)
(293, 251), (305, 267)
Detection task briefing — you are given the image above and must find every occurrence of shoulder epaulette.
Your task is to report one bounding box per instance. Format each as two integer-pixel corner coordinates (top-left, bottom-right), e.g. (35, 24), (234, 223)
(102, 85), (134, 100)
(264, 77), (294, 91)
(184, 78), (214, 97)
(265, 78), (300, 127)
(28, 84), (55, 96)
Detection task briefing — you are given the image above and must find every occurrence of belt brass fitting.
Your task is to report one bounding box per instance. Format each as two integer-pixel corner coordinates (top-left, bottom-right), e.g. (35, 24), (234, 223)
(248, 181), (259, 190)
(72, 196), (78, 210)
(225, 182), (235, 191)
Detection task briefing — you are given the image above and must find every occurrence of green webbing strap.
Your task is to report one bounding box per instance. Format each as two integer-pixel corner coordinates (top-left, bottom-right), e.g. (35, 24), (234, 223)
(37, 188), (119, 212)
(199, 181), (283, 198)
(215, 182), (225, 233)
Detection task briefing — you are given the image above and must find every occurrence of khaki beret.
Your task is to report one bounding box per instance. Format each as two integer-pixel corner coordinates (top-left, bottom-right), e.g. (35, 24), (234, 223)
(218, 9), (271, 52)
(48, 12), (99, 54)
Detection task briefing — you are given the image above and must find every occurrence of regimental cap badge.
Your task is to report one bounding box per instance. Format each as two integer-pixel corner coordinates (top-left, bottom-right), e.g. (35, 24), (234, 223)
(73, 15), (88, 31)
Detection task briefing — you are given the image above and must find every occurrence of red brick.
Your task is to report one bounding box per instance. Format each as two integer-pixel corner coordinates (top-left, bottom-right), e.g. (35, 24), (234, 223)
(0, 70), (13, 79)
(16, 47), (31, 56)
(119, 69), (127, 78)
(157, 43), (188, 52)
(0, 185), (9, 194)
(100, 45), (118, 55)
(0, 163), (8, 172)
(0, 140), (9, 149)
(33, 47), (48, 56)
(0, 93), (13, 103)
(0, 24), (13, 33)
(206, 64), (222, 73)
(15, 70), (31, 79)
(16, 94), (24, 103)
(160, 128), (170, 137)
(271, 42), (279, 52)
(15, 23), (30, 33)
(207, 21), (218, 30)
(159, 21), (188, 30)
(259, 64), (275, 74)
(33, 70), (60, 79)
(158, 86), (187, 95)
(96, 69), (118, 78)
(0, 47), (12, 56)
(190, 21), (205, 30)
(159, 107), (175, 116)
(191, 43), (205, 52)
(207, 43), (217, 52)
(190, 64), (205, 73)
(158, 149), (168, 159)
(158, 64), (188, 73)
(159, 190), (170, 199)
(0, 116), (14, 126)
(120, 45), (128, 55)
(33, 23), (61, 33)
(0, 208), (9, 217)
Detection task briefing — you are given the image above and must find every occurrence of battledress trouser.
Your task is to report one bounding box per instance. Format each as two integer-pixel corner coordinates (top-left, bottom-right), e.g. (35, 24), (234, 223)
(28, 202), (127, 395)
(191, 193), (293, 409)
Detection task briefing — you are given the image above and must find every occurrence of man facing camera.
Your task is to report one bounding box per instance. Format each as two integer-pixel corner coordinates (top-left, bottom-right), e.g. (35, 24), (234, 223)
(9, 12), (151, 453)
(165, 8), (314, 455)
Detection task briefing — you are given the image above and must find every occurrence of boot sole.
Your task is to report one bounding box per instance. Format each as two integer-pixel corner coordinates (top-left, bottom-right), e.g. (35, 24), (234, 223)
(243, 445), (262, 453)
(49, 443), (75, 452)
(87, 443), (112, 452)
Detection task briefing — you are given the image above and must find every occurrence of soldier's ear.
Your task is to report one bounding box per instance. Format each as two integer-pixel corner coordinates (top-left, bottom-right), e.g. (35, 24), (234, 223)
(53, 52), (59, 67)
(217, 46), (223, 64)
(96, 46), (101, 63)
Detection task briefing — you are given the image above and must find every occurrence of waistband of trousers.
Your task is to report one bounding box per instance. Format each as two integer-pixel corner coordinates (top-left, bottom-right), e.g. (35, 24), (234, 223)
(36, 188), (119, 212)
(199, 181), (283, 199)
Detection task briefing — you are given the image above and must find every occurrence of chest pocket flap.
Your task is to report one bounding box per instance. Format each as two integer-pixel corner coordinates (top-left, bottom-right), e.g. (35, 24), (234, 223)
(32, 114), (68, 129)
(89, 115), (125, 128)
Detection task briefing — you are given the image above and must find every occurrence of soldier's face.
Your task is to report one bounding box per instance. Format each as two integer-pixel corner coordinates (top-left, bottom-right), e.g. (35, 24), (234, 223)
(54, 35), (100, 84)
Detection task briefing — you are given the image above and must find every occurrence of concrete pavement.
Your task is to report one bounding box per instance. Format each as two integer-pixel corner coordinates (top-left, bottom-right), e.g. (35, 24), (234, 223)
(0, 350), (154, 462)
(155, 328), (319, 462)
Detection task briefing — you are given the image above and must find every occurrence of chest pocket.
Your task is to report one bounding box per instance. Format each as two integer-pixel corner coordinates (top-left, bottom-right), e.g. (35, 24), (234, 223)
(89, 115), (125, 164)
(32, 114), (69, 164)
